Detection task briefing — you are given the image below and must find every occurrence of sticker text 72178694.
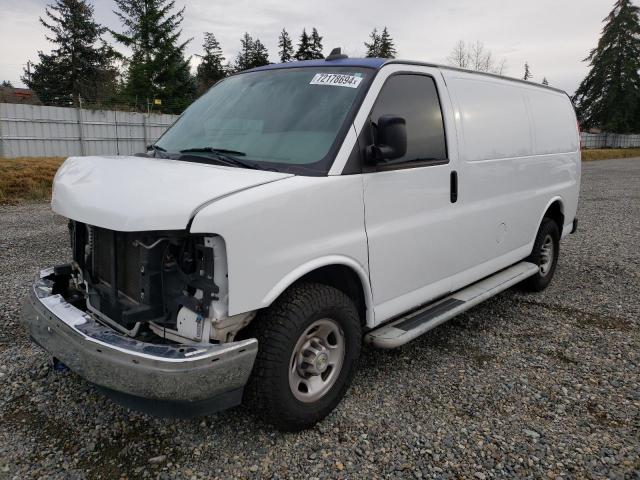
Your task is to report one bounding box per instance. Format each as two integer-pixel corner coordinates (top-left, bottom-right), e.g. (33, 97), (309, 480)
(309, 73), (363, 88)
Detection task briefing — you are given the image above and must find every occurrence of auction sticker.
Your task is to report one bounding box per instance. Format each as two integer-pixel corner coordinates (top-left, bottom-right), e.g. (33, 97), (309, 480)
(310, 73), (363, 88)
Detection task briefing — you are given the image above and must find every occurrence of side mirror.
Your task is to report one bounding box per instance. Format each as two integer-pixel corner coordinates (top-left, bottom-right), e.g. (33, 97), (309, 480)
(367, 115), (407, 164)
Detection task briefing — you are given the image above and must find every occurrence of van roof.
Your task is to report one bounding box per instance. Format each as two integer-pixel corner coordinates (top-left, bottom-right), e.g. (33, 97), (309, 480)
(247, 58), (567, 95)
(248, 58), (387, 71)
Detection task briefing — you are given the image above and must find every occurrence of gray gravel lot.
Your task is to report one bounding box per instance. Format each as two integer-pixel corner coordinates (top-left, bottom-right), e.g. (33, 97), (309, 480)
(0, 158), (639, 480)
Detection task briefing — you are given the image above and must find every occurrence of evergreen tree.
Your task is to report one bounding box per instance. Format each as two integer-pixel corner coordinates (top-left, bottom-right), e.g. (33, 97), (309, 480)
(365, 28), (381, 57)
(235, 33), (255, 71)
(309, 28), (324, 59)
(365, 27), (397, 58)
(573, 0), (640, 132)
(542, 77), (549, 86)
(235, 33), (269, 71)
(22, 0), (118, 106)
(295, 29), (313, 60)
(278, 29), (294, 62)
(196, 32), (225, 94)
(378, 27), (397, 58)
(251, 39), (270, 67)
(111, 0), (195, 113)
(1, 81), (13, 88)
(523, 62), (532, 80)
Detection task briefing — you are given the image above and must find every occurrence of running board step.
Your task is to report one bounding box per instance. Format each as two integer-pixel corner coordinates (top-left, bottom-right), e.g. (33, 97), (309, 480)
(365, 261), (539, 349)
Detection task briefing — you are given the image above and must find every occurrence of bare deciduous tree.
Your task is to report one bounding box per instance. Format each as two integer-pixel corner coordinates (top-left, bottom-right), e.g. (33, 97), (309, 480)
(447, 41), (506, 75)
(449, 40), (469, 68)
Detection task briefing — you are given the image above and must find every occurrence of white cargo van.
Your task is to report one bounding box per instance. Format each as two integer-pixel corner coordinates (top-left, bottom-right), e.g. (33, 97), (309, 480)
(23, 50), (580, 431)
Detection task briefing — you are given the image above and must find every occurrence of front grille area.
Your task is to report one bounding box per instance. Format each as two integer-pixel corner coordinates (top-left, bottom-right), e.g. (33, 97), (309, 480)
(92, 228), (142, 302)
(69, 221), (218, 330)
(82, 227), (166, 328)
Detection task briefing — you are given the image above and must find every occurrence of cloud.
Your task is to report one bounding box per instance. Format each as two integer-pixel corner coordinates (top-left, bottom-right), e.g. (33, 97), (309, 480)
(0, 0), (613, 94)
(0, 0), (51, 85)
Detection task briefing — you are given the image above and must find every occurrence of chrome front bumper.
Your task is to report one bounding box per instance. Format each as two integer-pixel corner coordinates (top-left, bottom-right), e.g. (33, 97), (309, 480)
(21, 269), (258, 411)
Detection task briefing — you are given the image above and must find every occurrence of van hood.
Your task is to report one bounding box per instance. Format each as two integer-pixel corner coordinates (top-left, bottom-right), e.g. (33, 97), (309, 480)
(51, 155), (294, 231)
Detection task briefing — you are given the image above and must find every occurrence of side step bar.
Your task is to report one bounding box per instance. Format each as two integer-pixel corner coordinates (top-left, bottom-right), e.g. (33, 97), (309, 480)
(365, 261), (539, 349)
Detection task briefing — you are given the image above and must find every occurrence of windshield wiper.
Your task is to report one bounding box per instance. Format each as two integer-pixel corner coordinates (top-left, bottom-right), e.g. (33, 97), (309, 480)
(146, 144), (168, 157)
(180, 147), (246, 156)
(178, 147), (259, 170)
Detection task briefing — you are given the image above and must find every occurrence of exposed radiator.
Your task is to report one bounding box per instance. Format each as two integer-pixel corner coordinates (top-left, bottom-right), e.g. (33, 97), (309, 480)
(92, 227), (141, 302)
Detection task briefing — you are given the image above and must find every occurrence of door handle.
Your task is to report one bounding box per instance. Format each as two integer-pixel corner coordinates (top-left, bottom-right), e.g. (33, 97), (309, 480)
(450, 171), (458, 203)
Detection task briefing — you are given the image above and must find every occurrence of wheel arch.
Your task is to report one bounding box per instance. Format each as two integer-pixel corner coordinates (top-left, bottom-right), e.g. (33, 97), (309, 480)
(535, 197), (565, 241)
(260, 256), (374, 328)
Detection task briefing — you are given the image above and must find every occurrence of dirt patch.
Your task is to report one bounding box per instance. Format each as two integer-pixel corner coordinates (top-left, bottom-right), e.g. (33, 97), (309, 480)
(1, 395), (183, 479)
(517, 300), (633, 332)
(548, 350), (580, 365)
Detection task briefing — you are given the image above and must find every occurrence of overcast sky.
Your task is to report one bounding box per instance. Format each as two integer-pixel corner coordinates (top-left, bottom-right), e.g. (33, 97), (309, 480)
(0, 0), (618, 94)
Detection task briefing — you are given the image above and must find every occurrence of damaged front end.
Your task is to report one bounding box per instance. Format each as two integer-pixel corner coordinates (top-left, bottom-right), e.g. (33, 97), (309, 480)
(21, 221), (258, 416)
(67, 221), (254, 343)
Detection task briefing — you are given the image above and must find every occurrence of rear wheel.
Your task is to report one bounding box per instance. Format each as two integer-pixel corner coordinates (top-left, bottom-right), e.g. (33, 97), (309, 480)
(521, 217), (560, 292)
(244, 282), (361, 431)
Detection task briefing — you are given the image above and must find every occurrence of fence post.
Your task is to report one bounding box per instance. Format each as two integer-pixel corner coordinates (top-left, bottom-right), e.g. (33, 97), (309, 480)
(76, 94), (86, 156)
(0, 103), (4, 158)
(143, 113), (148, 148)
(114, 109), (120, 155)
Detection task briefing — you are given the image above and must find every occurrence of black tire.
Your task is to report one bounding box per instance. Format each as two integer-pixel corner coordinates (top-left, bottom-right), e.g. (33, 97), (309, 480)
(521, 217), (560, 292)
(243, 282), (362, 431)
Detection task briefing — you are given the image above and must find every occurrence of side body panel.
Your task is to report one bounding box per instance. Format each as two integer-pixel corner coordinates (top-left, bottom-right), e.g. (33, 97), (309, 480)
(189, 175), (373, 325)
(353, 64), (461, 323)
(192, 64), (580, 331)
(441, 69), (580, 292)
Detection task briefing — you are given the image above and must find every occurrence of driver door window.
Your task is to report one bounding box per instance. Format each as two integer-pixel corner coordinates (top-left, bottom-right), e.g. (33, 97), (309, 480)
(368, 74), (447, 168)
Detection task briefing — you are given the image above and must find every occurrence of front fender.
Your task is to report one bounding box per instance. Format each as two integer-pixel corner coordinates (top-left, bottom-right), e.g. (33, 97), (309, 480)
(189, 175), (370, 325)
(260, 255), (374, 327)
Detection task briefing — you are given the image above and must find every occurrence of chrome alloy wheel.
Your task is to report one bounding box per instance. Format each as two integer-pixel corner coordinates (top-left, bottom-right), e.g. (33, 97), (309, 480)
(288, 318), (345, 403)
(539, 234), (554, 276)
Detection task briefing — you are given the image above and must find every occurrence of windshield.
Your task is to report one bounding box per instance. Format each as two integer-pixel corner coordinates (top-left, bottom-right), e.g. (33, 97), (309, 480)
(155, 67), (373, 175)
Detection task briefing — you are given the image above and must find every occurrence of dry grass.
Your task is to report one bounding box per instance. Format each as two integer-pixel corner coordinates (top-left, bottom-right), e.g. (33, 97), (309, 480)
(0, 150), (639, 204)
(0, 157), (65, 204)
(581, 148), (640, 161)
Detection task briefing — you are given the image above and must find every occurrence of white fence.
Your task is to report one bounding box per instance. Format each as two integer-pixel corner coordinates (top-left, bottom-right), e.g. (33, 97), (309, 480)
(580, 132), (640, 149)
(0, 103), (178, 158)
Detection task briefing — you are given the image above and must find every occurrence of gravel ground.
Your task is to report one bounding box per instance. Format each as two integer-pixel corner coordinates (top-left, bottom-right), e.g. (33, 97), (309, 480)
(0, 158), (639, 480)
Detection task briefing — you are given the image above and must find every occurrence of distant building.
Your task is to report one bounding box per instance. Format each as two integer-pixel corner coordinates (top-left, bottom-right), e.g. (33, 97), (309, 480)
(0, 87), (41, 105)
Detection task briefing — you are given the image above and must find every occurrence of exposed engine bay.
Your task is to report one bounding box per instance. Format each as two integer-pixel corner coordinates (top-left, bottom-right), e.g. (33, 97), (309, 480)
(51, 220), (254, 344)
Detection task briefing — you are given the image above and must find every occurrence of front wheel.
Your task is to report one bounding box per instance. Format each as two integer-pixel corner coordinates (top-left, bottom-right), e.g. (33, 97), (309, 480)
(244, 282), (362, 431)
(521, 217), (560, 292)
